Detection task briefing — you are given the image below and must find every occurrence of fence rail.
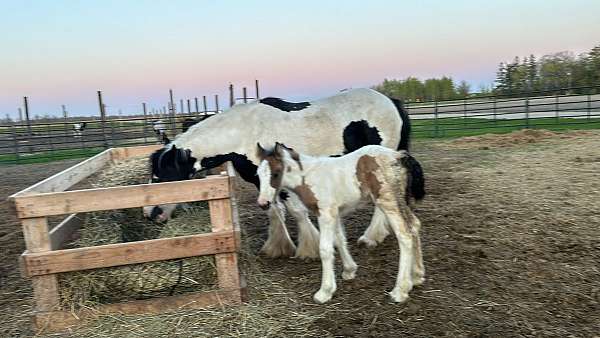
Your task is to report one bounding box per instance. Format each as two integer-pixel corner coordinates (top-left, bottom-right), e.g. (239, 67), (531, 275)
(1, 85), (600, 165)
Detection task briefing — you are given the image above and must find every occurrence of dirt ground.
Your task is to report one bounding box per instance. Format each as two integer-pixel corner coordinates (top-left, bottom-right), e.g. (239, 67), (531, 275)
(1, 130), (599, 337)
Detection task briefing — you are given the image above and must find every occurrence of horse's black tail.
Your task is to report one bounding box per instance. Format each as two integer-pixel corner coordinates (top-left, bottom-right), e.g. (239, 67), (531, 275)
(400, 153), (425, 202)
(389, 97), (411, 151)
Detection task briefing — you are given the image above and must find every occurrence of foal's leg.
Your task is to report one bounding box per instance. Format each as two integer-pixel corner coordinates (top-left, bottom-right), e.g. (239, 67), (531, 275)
(378, 201), (414, 303)
(335, 217), (357, 280)
(358, 206), (389, 247)
(313, 211), (337, 304)
(283, 193), (320, 259)
(410, 213), (425, 286)
(260, 200), (296, 258)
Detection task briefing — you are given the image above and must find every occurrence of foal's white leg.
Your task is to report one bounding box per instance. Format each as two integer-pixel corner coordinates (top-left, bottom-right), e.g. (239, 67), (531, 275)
(382, 208), (414, 303)
(410, 214), (425, 286)
(358, 206), (390, 247)
(313, 212), (337, 304)
(283, 193), (320, 259)
(334, 217), (357, 280)
(260, 200), (296, 258)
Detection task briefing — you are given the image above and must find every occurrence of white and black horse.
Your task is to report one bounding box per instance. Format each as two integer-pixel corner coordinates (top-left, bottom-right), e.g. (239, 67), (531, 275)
(145, 88), (411, 258)
(73, 122), (87, 137)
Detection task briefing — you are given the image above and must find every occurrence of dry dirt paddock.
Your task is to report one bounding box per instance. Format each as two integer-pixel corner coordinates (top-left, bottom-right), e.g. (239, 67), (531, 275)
(0, 129), (599, 337)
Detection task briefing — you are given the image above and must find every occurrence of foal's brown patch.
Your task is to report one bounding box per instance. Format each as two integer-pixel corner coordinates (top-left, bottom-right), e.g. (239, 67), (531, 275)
(293, 181), (320, 216)
(265, 157), (285, 189)
(356, 155), (381, 198)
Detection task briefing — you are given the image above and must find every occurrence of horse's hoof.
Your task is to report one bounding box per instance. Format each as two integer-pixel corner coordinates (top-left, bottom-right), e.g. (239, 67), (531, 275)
(357, 235), (378, 248)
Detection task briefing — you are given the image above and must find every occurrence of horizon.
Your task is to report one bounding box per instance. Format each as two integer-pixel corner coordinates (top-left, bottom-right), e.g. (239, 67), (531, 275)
(1, 0), (599, 119)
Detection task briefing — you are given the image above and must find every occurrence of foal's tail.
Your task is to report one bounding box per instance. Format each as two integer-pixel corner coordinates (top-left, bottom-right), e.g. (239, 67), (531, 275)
(400, 153), (425, 202)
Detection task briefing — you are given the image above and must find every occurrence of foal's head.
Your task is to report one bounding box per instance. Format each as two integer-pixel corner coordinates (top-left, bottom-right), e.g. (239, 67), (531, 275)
(256, 142), (303, 210)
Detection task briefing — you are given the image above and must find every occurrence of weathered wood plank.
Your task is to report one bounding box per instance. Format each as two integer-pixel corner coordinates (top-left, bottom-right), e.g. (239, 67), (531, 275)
(110, 144), (162, 161)
(21, 217), (60, 311)
(13, 176), (230, 218)
(22, 230), (238, 277)
(33, 288), (243, 333)
(49, 213), (85, 250)
(210, 195), (242, 291)
(9, 149), (111, 197)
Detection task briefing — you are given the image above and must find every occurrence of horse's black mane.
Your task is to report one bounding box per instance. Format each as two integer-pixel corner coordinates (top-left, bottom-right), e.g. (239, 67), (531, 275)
(259, 97), (311, 112)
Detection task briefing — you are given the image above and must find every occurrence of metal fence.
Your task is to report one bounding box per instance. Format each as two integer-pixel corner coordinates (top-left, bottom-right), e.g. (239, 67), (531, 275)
(1, 85), (599, 165)
(406, 85), (600, 138)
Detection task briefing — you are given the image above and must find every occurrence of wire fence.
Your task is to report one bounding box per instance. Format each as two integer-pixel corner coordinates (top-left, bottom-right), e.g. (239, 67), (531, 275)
(406, 85), (600, 138)
(1, 85), (599, 165)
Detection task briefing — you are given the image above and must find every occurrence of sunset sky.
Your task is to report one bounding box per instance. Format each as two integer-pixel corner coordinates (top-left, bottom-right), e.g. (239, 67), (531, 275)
(1, 0), (599, 118)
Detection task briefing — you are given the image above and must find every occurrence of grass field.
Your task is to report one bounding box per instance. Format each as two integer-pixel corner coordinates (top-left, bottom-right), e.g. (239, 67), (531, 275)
(412, 116), (600, 138)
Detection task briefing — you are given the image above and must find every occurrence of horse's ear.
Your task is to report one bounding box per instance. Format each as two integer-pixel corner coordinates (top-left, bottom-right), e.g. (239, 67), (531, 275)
(161, 133), (170, 145)
(256, 142), (268, 159)
(274, 142), (285, 158)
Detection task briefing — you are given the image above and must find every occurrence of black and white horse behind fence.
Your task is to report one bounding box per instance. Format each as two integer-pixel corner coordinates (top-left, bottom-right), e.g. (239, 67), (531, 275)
(73, 122), (86, 137)
(256, 143), (425, 303)
(143, 88), (412, 259)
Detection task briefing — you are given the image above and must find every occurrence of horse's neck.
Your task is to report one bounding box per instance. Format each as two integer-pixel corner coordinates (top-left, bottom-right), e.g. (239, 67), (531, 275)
(173, 122), (242, 160)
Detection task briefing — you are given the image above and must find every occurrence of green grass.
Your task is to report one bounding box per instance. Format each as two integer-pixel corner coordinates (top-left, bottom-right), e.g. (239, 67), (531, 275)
(412, 117), (600, 138)
(0, 147), (105, 165)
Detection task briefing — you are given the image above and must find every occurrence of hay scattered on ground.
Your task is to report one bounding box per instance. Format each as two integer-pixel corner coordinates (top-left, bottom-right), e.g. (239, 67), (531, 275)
(448, 128), (594, 149)
(58, 157), (217, 309)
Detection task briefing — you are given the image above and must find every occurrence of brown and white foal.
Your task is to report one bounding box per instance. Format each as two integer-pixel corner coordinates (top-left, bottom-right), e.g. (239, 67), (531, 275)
(256, 143), (425, 303)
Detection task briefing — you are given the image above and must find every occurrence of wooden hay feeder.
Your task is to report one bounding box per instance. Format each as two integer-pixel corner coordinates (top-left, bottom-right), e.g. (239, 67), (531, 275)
(8, 145), (244, 333)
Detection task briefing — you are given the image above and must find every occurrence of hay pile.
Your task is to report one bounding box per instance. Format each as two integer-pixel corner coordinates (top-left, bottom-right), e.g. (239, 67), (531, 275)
(58, 157), (217, 309)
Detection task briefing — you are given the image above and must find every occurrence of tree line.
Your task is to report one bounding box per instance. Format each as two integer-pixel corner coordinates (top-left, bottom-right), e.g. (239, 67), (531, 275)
(373, 44), (600, 102)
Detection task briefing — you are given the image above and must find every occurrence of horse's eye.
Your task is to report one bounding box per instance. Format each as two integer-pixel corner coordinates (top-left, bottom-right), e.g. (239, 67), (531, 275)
(272, 173), (279, 178)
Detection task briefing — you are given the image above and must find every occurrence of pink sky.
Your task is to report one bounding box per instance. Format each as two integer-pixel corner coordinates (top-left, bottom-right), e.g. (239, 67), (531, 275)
(1, 0), (599, 118)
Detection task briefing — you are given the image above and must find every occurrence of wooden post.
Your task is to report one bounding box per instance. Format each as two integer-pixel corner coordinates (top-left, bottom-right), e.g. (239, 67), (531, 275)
(18, 107), (23, 122)
(169, 89), (176, 135)
(242, 87), (248, 103)
(24, 96), (32, 137)
(209, 193), (241, 293)
(194, 97), (199, 114)
(203, 96), (208, 115)
(180, 99), (184, 114)
(142, 102), (148, 144)
(187, 99), (191, 114)
(229, 84), (234, 107)
(21, 217), (60, 312)
(255, 79), (260, 99)
(434, 99), (439, 138)
(62, 105), (69, 138)
(215, 95), (220, 113)
(97, 91), (108, 148)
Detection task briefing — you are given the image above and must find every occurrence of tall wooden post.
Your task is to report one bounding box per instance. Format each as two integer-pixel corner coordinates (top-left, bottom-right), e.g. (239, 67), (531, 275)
(194, 97), (199, 114)
(187, 99), (191, 114)
(142, 102), (148, 144)
(215, 95), (220, 113)
(168, 89), (176, 135)
(180, 99), (184, 114)
(229, 84), (234, 107)
(242, 87), (248, 103)
(255, 79), (260, 99)
(203, 96), (208, 115)
(97, 91), (108, 148)
(18, 107), (23, 122)
(23, 96), (32, 137)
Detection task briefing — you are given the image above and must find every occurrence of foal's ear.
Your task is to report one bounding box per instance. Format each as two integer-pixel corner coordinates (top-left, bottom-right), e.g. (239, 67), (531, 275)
(256, 142), (268, 159)
(274, 142), (285, 158)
